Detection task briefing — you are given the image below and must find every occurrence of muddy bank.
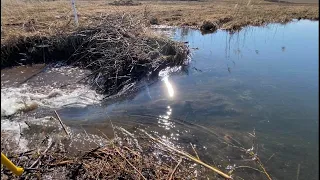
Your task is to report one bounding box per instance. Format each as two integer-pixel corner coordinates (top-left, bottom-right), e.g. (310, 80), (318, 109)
(1, 15), (189, 97)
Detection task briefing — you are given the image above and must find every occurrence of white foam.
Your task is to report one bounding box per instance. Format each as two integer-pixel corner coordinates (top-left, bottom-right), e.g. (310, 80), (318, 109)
(1, 84), (103, 117)
(159, 66), (182, 78)
(1, 65), (105, 153)
(1, 120), (28, 152)
(151, 25), (176, 29)
(1, 85), (31, 116)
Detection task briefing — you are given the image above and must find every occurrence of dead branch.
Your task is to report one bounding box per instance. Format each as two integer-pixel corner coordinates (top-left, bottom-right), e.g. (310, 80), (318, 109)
(54, 110), (69, 136)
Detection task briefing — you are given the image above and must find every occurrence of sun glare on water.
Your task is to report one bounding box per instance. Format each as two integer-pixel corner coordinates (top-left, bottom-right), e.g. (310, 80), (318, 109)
(163, 76), (174, 98)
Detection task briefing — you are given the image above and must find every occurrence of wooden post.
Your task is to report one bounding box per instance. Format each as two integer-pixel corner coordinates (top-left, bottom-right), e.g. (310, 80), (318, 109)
(71, 0), (79, 27)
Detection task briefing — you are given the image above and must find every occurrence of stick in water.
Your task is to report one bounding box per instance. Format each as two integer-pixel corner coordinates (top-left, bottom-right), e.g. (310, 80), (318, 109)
(145, 132), (232, 179)
(190, 143), (200, 160)
(29, 141), (55, 168)
(54, 111), (69, 136)
(296, 164), (300, 180)
(169, 158), (182, 180)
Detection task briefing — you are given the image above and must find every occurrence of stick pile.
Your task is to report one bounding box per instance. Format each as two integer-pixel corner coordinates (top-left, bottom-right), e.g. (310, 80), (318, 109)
(66, 15), (189, 96)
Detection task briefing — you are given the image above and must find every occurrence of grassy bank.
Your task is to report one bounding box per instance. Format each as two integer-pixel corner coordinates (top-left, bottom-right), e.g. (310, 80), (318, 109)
(1, 0), (318, 45)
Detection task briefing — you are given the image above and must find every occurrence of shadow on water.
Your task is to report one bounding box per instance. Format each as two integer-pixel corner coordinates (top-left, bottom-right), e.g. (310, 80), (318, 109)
(57, 20), (319, 179)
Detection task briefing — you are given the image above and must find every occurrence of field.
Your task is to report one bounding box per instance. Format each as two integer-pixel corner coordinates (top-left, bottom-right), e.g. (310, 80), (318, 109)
(1, 0), (318, 44)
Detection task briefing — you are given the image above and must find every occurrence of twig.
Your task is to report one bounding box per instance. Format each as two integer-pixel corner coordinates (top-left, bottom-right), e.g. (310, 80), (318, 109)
(235, 166), (265, 174)
(168, 158), (182, 180)
(18, 122), (22, 145)
(24, 168), (40, 172)
(81, 125), (89, 138)
(9, 149), (36, 158)
(190, 143), (200, 160)
(296, 164), (300, 180)
(227, 135), (244, 147)
(24, 121), (31, 128)
(29, 141), (55, 168)
(96, 128), (110, 141)
(106, 115), (117, 139)
(123, 146), (140, 157)
(145, 132), (232, 179)
(115, 148), (147, 180)
(17, 64), (48, 87)
(54, 111), (69, 136)
(82, 146), (101, 159)
(256, 157), (272, 180)
(265, 153), (275, 164)
(49, 160), (74, 167)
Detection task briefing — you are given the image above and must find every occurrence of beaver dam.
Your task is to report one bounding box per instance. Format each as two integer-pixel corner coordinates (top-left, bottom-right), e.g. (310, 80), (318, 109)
(1, 7), (319, 180)
(1, 15), (189, 97)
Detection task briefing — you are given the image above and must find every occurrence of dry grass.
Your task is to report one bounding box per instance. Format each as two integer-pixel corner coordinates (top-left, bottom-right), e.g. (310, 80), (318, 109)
(1, 0), (318, 44)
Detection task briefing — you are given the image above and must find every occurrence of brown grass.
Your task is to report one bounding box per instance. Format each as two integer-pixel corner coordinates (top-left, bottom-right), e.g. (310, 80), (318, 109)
(1, 0), (318, 44)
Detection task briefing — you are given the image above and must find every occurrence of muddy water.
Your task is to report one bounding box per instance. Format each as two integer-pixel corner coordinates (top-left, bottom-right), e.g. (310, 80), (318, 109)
(1, 20), (318, 179)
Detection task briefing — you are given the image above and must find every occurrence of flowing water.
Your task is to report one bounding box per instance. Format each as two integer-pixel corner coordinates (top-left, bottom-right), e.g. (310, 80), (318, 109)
(1, 20), (318, 179)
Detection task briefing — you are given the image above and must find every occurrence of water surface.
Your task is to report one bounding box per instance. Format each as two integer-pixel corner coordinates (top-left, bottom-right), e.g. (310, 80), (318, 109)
(64, 20), (319, 179)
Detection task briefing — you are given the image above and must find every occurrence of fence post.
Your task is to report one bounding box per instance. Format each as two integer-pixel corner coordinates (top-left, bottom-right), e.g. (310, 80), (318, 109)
(71, 0), (79, 27)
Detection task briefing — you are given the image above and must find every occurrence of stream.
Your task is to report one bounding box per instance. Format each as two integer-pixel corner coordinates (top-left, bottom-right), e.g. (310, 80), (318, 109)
(1, 20), (318, 179)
